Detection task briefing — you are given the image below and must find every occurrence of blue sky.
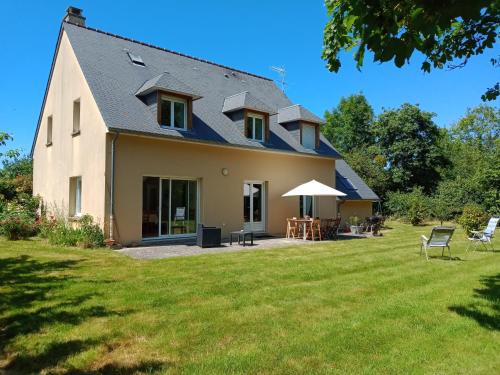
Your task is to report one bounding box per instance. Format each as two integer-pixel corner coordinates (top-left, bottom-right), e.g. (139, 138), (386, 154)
(0, 0), (498, 154)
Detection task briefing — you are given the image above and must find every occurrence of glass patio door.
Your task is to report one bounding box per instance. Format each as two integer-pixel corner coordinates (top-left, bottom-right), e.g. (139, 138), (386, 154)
(243, 181), (265, 232)
(142, 177), (198, 238)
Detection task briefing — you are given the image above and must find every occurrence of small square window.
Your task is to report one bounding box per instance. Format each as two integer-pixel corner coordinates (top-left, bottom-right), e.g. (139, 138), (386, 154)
(73, 99), (81, 135)
(159, 95), (187, 129)
(46, 115), (53, 146)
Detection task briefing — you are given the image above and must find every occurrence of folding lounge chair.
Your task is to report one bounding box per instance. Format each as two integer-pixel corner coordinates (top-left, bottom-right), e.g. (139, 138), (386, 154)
(466, 217), (499, 253)
(420, 226), (455, 261)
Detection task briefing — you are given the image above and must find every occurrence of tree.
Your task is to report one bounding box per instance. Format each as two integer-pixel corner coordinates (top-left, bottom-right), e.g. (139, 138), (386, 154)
(322, 93), (375, 153)
(450, 105), (500, 148)
(445, 104), (500, 213)
(344, 147), (391, 199)
(322, 1), (500, 101)
(373, 103), (448, 193)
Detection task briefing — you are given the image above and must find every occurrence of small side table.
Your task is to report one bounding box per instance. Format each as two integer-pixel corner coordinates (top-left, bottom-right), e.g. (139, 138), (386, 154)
(230, 230), (254, 246)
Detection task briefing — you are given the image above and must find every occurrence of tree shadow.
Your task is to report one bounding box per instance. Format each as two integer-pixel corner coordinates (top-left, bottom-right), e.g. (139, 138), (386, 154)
(449, 273), (499, 330)
(0, 255), (144, 373)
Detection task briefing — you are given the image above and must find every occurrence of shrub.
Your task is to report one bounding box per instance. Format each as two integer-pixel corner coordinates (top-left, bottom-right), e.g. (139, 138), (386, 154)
(78, 214), (105, 248)
(44, 214), (105, 248)
(458, 204), (488, 236)
(0, 198), (40, 240)
(0, 210), (37, 240)
(386, 188), (430, 225)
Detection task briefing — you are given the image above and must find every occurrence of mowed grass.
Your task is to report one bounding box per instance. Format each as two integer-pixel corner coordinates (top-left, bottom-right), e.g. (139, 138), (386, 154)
(0, 222), (498, 374)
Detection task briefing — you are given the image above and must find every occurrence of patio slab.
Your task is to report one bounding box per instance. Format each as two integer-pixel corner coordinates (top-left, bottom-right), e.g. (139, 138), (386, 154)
(115, 237), (329, 260)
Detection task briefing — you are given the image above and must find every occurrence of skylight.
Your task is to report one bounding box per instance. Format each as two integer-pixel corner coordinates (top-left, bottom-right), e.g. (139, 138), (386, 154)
(127, 52), (145, 66)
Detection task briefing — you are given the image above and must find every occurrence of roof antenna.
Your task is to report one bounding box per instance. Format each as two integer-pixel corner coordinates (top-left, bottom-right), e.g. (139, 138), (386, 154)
(270, 66), (287, 93)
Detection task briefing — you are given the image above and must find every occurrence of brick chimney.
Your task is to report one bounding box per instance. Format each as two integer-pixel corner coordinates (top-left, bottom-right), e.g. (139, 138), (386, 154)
(63, 6), (86, 26)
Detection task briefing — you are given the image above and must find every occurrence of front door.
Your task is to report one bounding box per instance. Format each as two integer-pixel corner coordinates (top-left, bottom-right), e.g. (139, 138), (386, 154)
(243, 181), (265, 232)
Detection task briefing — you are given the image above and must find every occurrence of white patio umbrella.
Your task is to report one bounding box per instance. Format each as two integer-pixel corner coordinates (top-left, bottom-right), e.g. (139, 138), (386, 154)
(282, 180), (346, 240)
(282, 179), (346, 197)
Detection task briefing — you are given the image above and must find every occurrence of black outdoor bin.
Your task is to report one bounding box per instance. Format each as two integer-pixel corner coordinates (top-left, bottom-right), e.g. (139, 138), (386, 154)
(196, 224), (222, 248)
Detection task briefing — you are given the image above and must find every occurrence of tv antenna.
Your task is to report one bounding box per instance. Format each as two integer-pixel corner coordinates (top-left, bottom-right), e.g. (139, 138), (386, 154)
(270, 66), (287, 92)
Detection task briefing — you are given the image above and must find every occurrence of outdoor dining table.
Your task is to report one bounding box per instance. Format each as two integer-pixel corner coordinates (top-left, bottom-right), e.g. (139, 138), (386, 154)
(292, 218), (314, 240)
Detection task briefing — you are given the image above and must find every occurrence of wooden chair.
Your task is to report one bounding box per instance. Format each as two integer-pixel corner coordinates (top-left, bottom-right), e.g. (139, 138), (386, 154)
(286, 218), (299, 239)
(307, 219), (322, 241)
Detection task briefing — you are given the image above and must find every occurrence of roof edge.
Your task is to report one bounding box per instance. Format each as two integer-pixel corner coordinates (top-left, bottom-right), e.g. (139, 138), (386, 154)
(63, 21), (274, 82)
(31, 24), (64, 157)
(107, 127), (340, 160)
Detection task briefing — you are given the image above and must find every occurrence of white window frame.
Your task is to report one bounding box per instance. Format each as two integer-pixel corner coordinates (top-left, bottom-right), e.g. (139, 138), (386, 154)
(247, 113), (265, 142)
(301, 123), (316, 150)
(75, 176), (82, 216)
(160, 95), (187, 130)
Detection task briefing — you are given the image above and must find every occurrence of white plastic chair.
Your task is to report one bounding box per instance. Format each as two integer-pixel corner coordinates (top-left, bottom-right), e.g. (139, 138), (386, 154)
(466, 217), (499, 252)
(420, 226), (455, 261)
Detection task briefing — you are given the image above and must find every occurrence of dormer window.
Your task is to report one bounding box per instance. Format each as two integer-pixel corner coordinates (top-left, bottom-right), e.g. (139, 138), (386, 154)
(246, 113), (265, 142)
(159, 95), (187, 129)
(301, 123), (316, 150)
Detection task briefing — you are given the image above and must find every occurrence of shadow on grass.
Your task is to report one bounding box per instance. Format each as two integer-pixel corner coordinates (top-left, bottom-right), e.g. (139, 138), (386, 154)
(449, 273), (499, 330)
(0, 255), (164, 373)
(427, 255), (464, 261)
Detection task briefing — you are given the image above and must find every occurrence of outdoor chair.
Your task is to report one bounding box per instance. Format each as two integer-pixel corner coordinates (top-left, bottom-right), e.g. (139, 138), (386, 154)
(286, 218), (299, 239)
(420, 226), (455, 261)
(307, 219), (322, 241)
(466, 217), (499, 253)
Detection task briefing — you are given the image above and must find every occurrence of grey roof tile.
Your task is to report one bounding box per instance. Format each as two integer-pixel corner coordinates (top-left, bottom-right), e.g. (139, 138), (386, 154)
(62, 22), (340, 158)
(135, 72), (202, 99)
(336, 159), (379, 201)
(278, 104), (323, 124)
(222, 91), (275, 114)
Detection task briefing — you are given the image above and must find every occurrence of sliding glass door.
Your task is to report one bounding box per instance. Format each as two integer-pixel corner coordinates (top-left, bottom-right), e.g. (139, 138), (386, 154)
(142, 177), (198, 238)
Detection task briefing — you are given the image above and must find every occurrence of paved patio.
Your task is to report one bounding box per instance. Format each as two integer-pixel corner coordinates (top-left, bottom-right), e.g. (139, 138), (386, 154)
(116, 237), (331, 260)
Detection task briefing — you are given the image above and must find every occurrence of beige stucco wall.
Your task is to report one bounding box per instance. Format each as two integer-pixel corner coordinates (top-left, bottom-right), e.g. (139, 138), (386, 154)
(338, 200), (374, 228)
(32, 32), (108, 225)
(112, 134), (337, 244)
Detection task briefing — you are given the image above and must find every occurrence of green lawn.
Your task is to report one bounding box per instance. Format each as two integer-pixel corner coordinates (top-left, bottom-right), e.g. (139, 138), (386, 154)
(0, 222), (498, 374)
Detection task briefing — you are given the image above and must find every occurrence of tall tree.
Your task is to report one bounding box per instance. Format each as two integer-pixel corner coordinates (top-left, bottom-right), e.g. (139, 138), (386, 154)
(450, 105), (500, 148)
(344, 146), (391, 199)
(322, 1), (500, 101)
(373, 103), (448, 192)
(322, 93), (375, 153)
(444, 105), (500, 213)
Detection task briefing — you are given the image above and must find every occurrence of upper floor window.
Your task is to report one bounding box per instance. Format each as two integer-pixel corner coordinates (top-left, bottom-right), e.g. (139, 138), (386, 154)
(246, 113), (264, 142)
(73, 99), (81, 135)
(159, 95), (187, 129)
(301, 123), (316, 150)
(46, 115), (53, 146)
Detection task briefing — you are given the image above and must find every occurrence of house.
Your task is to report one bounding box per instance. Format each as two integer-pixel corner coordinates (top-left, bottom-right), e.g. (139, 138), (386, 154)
(32, 7), (376, 245)
(335, 160), (379, 227)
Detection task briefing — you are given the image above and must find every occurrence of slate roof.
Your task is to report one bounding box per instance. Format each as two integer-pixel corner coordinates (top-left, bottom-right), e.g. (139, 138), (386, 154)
(135, 72), (202, 99)
(335, 160), (379, 201)
(54, 22), (340, 158)
(278, 105), (323, 124)
(222, 91), (275, 114)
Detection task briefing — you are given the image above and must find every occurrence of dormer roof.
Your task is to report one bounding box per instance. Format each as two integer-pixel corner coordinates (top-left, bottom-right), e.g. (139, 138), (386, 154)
(278, 104), (323, 124)
(222, 91), (275, 114)
(135, 72), (202, 99)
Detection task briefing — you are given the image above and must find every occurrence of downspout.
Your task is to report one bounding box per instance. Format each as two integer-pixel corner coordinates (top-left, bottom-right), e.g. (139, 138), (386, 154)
(109, 132), (119, 242)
